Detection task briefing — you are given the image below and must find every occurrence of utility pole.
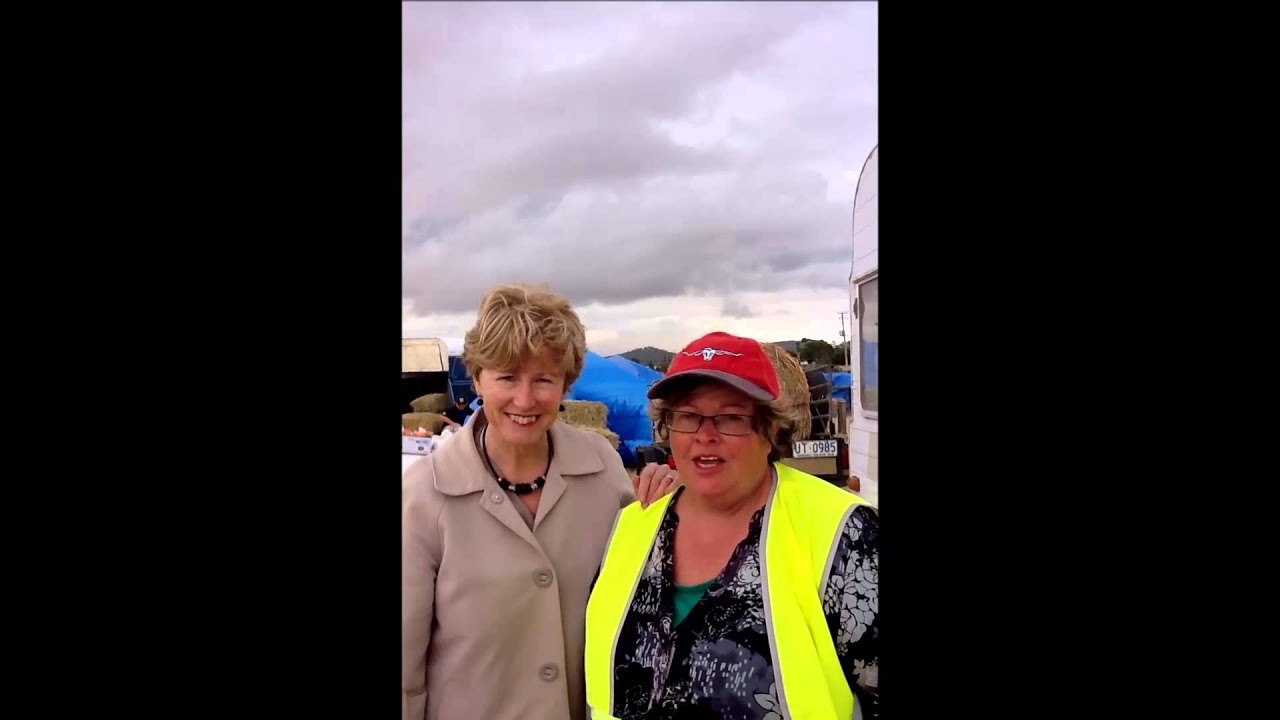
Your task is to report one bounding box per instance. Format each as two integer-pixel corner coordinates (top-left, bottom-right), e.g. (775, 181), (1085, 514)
(837, 311), (849, 367)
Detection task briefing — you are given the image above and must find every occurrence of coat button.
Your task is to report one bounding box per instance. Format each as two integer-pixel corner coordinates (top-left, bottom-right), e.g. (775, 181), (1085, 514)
(533, 569), (553, 588)
(490, 492), (503, 504)
(540, 663), (559, 682)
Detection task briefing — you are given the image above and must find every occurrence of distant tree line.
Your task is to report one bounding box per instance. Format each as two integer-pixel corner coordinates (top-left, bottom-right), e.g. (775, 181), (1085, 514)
(635, 339), (849, 372)
(797, 338), (851, 366)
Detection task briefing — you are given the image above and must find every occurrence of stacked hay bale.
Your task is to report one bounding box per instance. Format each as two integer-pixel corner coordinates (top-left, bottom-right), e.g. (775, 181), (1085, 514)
(401, 412), (449, 434)
(578, 424), (621, 449)
(410, 393), (450, 414)
(561, 400), (620, 448)
(760, 342), (812, 441)
(560, 400), (607, 429)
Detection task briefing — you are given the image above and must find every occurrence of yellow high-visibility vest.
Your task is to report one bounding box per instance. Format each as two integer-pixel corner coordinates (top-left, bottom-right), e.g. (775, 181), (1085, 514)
(585, 462), (871, 719)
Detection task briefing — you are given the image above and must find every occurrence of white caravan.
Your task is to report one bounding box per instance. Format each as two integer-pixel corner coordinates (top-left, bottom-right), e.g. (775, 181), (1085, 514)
(848, 145), (878, 506)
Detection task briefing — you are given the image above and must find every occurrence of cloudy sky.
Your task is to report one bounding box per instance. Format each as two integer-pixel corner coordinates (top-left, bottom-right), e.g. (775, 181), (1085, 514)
(403, 1), (877, 356)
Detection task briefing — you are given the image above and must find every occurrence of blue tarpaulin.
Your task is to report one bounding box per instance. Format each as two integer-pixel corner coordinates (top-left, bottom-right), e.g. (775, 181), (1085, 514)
(603, 354), (664, 384)
(824, 371), (854, 407)
(566, 351), (654, 465)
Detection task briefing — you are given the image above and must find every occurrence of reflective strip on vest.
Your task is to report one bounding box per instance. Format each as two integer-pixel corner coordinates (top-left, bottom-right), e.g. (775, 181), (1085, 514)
(584, 492), (674, 720)
(585, 463), (869, 719)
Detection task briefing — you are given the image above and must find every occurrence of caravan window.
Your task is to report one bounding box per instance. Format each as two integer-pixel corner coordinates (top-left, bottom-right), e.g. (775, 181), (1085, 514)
(857, 274), (878, 414)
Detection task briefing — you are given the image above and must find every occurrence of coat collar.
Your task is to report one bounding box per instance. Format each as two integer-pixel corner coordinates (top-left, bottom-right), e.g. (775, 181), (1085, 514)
(430, 417), (606, 497)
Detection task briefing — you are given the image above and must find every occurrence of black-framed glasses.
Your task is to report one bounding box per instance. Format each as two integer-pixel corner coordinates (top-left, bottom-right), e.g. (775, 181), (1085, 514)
(665, 410), (755, 436)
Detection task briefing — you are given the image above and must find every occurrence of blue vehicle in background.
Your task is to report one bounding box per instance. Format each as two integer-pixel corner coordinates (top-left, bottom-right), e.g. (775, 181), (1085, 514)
(448, 356), (473, 406)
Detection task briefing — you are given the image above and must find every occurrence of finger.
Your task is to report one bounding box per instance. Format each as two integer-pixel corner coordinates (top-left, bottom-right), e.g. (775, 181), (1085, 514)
(641, 462), (666, 506)
(647, 465), (675, 504)
(661, 473), (677, 498)
(636, 466), (656, 508)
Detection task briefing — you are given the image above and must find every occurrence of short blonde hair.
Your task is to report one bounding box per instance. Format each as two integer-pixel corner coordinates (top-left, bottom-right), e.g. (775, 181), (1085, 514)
(648, 376), (800, 463)
(462, 284), (587, 388)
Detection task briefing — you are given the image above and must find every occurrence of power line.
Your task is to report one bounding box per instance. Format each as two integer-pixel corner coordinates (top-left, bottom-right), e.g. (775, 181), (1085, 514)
(837, 311), (849, 367)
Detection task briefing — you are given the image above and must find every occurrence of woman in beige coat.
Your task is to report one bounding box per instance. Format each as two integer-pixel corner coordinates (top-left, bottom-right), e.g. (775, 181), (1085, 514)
(402, 284), (676, 720)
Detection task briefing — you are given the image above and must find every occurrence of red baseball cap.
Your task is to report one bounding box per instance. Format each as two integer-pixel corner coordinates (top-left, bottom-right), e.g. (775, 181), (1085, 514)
(647, 331), (781, 402)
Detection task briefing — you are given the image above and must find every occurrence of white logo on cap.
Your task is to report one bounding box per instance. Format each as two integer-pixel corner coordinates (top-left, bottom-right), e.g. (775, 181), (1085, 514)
(682, 347), (744, 362)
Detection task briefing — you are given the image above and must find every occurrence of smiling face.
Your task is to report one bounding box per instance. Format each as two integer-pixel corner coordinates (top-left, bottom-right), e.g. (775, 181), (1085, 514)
(666, 381), (775, 502)
(473, 346), (567, 449)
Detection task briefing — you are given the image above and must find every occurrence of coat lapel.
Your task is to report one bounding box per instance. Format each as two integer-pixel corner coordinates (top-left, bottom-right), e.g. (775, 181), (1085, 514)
(431, 419), (543, 550)
(478, 485), (542, 548)
(431, 419), (608, 541)
(533, 422), (606, 531)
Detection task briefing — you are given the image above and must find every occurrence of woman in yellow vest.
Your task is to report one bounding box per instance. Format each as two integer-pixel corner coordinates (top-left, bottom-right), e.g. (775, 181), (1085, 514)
(586, 331), (880, 720)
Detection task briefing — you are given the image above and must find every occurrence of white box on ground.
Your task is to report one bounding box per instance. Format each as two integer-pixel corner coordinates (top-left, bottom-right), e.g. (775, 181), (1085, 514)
(403, 435), (436, 455)
(403, 435), (436, 478)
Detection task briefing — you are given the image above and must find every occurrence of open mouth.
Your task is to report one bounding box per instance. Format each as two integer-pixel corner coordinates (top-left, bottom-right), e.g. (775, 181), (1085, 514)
(506, 413), (540, 427)
(694, 455), (725, 469)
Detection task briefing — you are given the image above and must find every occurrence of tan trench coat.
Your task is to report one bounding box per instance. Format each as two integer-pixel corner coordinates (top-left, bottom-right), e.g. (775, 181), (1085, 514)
(402, 419), (635, 720)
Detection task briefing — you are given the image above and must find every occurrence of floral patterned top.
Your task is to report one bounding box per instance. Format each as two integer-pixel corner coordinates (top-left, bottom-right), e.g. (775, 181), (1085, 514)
(607, 485), (880, 720)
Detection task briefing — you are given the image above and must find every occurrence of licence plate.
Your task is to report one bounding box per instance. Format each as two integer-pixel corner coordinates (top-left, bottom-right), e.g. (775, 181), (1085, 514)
(792, 439), (838, 458)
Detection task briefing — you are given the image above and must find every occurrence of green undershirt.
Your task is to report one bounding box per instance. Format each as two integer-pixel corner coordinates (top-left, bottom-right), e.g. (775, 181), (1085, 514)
(673, 578), (716, 626)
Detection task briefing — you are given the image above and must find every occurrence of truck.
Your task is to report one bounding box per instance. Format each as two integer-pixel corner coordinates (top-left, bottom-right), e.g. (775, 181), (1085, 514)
(778, 364), (851, 487)
(848, 144), (878, 506)
(401, 337), (454, 412)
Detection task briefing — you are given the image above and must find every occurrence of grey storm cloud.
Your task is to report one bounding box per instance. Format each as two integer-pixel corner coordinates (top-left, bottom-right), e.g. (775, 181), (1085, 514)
(721, 299), (756, 319)
(403, 1), (877, 316)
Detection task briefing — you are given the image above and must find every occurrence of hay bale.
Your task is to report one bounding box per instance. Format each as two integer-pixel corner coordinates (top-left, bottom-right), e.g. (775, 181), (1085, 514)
(402, 412), (449, 434)
(574, 423), (620, 449)
(760, 342), (812, 441)
(561, 400), (607, 429)
(411, 393), (450, 414)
